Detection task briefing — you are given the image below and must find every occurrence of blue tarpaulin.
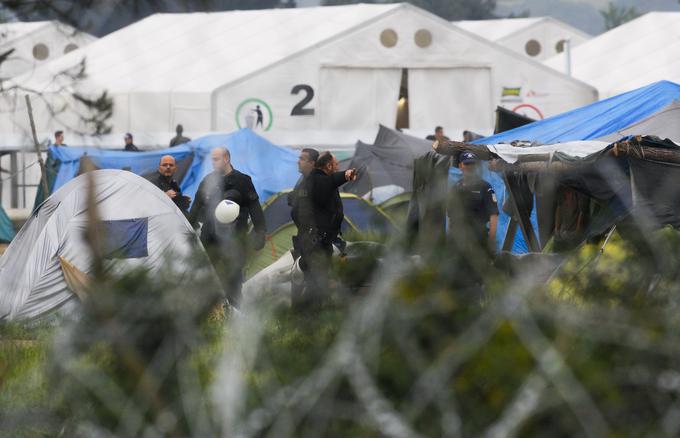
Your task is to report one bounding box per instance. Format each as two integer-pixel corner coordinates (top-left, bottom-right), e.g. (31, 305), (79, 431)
(48, 129), (299, 204)
(473, 80), (680, 253)
(477, 81), (680, 145)
(0, 206), (14, 243)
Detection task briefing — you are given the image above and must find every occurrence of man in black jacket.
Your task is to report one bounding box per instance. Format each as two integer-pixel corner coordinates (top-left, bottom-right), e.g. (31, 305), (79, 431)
(288, 148), (319, 303)
(124, 133), (140, 152)
(146, 155), (190, 216)
(289, 148), (319, 232)
(301, 152), (356, 298)
(189, 147), (266, 306)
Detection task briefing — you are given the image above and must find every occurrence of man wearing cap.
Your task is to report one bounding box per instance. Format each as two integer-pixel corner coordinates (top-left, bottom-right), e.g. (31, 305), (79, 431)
(146, 155), (190, 216)
(189, 147), (266, 306)
(124, 133), (140, 152)
(448, 151), (499, 253)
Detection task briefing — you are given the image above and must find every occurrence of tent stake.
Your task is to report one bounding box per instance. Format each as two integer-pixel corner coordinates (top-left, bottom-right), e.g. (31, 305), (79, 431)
(24, 95), (50, 198)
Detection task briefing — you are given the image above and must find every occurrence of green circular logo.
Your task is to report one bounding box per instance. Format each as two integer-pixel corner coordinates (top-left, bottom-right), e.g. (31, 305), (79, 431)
(235, 98), (273, 131)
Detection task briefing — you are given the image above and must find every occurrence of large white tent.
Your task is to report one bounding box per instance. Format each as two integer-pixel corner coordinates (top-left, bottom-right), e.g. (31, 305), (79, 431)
(0, 21), (96, 79)
(454, 17), (590, 61)
(544, 12), (680, 98)
(1, 3), (596, 149)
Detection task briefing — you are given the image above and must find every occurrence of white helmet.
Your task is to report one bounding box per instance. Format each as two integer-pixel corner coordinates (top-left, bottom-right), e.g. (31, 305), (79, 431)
(214, 199), (240, 224)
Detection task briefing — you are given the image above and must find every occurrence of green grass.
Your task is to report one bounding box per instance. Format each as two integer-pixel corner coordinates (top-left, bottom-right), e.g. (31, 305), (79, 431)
(0, 323), (56, 436)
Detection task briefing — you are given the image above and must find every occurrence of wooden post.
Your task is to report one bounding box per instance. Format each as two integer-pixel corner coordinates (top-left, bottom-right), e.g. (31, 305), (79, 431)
(502, 217), (519, 252)
(24, 95), (50, 198)
(503, 172), (541, 252)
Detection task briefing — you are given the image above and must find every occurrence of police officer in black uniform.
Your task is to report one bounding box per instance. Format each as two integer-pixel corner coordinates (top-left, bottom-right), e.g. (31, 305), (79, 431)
(147, 155), (191, 216)
(288, 148), (319, 303)
(300, 152), (356, 301)
(448, 151), (499, 253)
(188, 147), (266, 306)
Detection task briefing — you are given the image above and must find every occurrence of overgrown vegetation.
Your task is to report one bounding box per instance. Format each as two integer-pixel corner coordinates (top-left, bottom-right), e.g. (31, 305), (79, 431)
(4, 220), (680, 435)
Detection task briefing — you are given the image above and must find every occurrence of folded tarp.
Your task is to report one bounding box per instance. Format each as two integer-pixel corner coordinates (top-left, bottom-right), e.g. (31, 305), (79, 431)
(487, 141), (610, 164)
(45, 129), (299, 206)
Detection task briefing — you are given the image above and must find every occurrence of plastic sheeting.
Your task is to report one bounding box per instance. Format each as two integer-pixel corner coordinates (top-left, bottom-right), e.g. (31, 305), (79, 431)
(596, 100), (680, 144)
(47, 129), (300, 206)
(487, 141), (610, 164)
(0, 206), (13, 243)
(343, 125), (433, 196)
(476, 81), (680, 145)
(0, 170), (214, 321)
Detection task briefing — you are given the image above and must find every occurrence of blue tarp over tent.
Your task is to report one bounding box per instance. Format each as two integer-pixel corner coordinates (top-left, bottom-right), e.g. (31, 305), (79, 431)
(48, 129), (299, 204)
(477, 81), (680, 145)
(0, 206), (14, 243)
(473, 80), (680, 253)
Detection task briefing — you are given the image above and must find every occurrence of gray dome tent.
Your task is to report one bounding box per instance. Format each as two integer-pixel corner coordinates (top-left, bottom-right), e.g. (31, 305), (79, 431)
(0, 170), (215, 320)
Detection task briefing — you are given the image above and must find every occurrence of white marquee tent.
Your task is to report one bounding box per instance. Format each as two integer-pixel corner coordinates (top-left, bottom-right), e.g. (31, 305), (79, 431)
(1, 3), (596, 149)
(0, 21), (96, 79)
(544, 12), (680, 98)
(454, 17), (590, 61)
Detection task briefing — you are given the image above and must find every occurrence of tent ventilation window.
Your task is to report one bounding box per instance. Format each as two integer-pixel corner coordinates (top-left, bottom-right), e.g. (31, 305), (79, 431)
(380, 29), (398, 48)
(64, 43), (79, 54)
(32, 43), (49, 60)
(525, 39), (541, 57)
(396, 69), (409, 130)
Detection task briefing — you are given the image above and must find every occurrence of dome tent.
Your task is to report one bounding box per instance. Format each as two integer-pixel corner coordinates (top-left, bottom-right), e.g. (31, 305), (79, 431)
(0, 170), (217, 321)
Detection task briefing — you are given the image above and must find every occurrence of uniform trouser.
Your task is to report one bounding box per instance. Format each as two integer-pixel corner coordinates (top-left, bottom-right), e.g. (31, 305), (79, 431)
(203, 239), (246, 307)
(293, 232), (333, 305)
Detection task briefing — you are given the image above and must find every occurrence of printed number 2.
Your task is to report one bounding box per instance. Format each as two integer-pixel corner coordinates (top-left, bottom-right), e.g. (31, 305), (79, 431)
(291, 84), (315, 116)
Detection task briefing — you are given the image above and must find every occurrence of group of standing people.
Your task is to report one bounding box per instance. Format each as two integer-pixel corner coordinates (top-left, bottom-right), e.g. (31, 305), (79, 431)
(146, 146), (356, 307)
(144, 138), (500, 306)
(51, 124), (191, 150)
(288, 149), (357, 305)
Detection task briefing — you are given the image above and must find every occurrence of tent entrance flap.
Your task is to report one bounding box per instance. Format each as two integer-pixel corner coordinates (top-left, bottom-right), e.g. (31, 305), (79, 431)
(396, 68), (409, 130)
(408, 67), (493, 131)
(319, 67), (401, 130)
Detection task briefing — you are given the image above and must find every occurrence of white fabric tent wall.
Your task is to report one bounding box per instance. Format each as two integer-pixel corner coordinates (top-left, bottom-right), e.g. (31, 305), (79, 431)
(0, 170), (212, 320)
(408, 67), (493, 131)
(455, 17), (590, 61)
(319, 68), (402, 130)
(544, 12), (680, 98)
(213, 4), (596, 140)
(3, 4), (596, 148)
(0, 21), (96, 79)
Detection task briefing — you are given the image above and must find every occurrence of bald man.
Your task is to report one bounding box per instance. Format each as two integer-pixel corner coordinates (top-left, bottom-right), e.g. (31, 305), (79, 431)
(146, 155), (190, 215)
(188, 147), (266, 306)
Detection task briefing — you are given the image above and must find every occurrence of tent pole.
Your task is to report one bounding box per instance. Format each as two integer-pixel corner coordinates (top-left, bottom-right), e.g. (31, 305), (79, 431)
(24, 95), (50, 198)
